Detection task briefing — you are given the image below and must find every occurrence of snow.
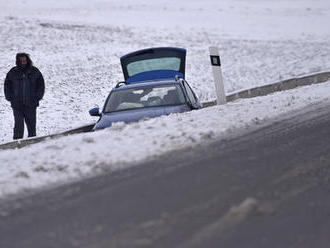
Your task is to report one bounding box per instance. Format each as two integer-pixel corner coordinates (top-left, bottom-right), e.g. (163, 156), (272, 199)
(0, 0), (330, 199)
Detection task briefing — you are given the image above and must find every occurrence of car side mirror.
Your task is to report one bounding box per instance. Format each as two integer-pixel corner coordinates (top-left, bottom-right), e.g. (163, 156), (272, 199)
(191, 103), (199, 110)
(89, 107), (101, 117)
(188, 101), (201, 110)
(195, 102), (203, 109)
(187, 101), (195, 109)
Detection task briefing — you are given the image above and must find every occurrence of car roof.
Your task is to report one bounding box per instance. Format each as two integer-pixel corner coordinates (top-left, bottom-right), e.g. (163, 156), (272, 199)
(111, 79), (182, 92)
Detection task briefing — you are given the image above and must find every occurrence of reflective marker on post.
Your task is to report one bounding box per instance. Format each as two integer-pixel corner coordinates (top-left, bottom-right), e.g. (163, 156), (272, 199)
(209, 46), (226, 105)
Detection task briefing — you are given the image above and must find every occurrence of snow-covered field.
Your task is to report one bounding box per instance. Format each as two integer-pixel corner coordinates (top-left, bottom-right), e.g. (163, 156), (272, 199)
(0, 0), (330, 199)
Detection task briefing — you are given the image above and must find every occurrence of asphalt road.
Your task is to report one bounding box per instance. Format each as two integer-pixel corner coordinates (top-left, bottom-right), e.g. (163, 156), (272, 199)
(1, 101), (330, 248)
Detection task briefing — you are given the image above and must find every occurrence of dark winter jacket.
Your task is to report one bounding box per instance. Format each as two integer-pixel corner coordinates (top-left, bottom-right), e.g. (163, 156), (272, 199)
(4, 66), (45, 109)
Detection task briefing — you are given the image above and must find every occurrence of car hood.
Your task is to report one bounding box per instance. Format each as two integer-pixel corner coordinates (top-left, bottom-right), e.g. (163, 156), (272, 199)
(93, 104), (190, 130)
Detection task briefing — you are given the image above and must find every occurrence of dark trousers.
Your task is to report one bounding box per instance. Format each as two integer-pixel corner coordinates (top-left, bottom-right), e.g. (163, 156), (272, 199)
(12, 106), (37, 140)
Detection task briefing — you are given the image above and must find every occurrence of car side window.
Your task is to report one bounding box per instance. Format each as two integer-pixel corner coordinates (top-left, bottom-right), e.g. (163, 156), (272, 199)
(183, 81), (197, 104)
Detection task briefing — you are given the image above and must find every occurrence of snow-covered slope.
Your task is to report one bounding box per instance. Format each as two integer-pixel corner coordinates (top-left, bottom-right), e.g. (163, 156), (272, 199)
(1, 81), (330, 198)
(0, 0), (330, 198)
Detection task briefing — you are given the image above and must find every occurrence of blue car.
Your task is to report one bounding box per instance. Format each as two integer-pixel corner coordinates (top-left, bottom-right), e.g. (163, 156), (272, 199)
(89, 47), (202, 131)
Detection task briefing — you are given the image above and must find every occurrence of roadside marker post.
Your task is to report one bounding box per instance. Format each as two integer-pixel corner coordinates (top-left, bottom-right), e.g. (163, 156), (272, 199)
(209, 46), (226, 105)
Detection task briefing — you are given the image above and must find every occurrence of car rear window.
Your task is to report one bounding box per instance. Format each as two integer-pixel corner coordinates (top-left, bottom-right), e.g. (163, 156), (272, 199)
(127, 57), (181, 77)
(104, 84), (186, 113)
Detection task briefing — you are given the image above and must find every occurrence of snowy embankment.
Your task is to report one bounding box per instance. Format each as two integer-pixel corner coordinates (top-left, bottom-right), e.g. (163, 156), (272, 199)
(0, 0), (329, 199)
(1, 81), (330, 198)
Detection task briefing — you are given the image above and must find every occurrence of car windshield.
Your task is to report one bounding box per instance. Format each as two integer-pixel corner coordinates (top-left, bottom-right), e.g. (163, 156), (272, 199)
(127, 57), (181, 77)
(104, 84), (186, 113)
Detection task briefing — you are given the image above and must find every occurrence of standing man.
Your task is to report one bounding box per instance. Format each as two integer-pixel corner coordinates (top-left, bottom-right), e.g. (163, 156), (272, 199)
(4, 53), (45, 140)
